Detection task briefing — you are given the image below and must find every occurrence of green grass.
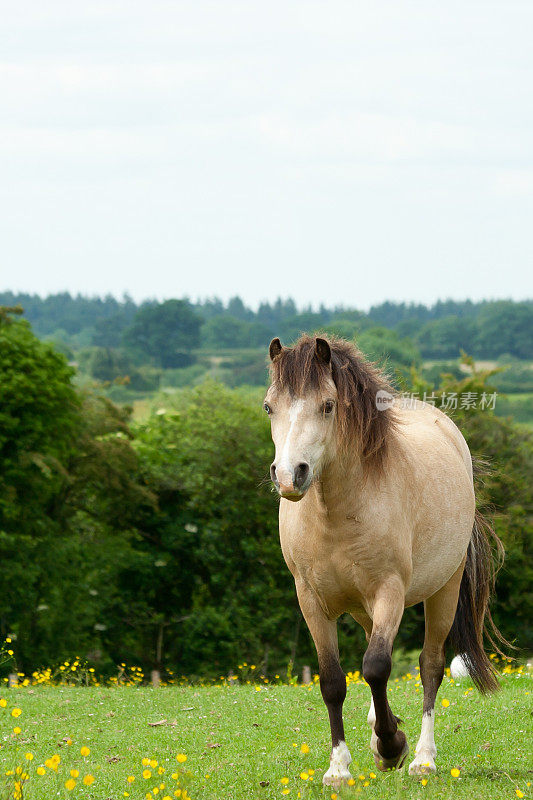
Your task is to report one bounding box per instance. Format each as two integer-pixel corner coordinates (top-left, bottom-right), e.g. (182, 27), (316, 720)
(1, 674), (531, 800)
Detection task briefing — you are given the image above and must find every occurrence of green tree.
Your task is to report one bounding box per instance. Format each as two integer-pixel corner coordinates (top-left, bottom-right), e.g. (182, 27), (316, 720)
(200, 316), (252, 349)
(414, 315), (476, 358)
(0, 311), (80, 664)
(0, 310), (152, 670)
(356, 327), (421, 377)
(123, 300), (201, 368)
(125, 383), (298, 675)
(475, 301), (533, 359)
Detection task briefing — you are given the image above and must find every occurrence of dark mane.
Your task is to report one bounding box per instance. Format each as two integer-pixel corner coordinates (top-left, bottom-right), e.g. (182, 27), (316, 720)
(269, 334), (396, 465)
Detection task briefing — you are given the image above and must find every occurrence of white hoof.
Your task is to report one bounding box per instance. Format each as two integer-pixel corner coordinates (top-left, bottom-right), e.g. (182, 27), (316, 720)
(323, 741), (352, 787)
(408, 755), (437, 777)
(323, 769), (352, 788)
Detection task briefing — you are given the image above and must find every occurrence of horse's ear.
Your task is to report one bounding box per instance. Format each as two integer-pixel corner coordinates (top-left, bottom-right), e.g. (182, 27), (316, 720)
(315, 337), (331, 365)
(269, 337), (283, 361)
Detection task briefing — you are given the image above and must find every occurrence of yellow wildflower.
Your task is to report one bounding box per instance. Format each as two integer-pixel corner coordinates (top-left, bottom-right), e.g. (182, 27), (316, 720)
(176, 754), (187, 764)
(65, 778), (76, 790)
(300, 772), (309, 780)
(80, 746), (90, 756)
(0, 698), (6, 707)
(127, 776), (136, 783)
(37, 767), (46, 776)
(451, 768), (460, 777)
(441, 699), (450, 708)
(516, 792), (524, 799)
(70, 769), (79, 777)
(83, 774), (95, 785)
(143, 770), (152, 779)
(25, 753), (33, 761)
(300, 742), (310, 754)
(12, 708), (22, 718)
(281, 777), (289, 784)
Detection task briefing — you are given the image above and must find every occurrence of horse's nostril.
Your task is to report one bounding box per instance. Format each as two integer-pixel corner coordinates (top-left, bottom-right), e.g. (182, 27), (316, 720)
(294, 462), (310, 489)
(270, 463), (278, 484)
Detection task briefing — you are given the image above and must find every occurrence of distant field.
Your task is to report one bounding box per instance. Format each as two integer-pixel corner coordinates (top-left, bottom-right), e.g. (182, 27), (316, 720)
(1, 673), (531, 800)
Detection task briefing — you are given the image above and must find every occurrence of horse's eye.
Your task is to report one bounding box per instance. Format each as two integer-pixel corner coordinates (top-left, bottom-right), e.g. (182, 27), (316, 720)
(263, 402), (272, 415)
(323, 400), (335, 415)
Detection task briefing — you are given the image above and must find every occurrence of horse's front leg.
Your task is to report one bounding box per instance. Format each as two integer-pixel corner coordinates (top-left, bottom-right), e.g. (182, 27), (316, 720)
(295, 580), (353, 787)
(363, 578), (409, 771)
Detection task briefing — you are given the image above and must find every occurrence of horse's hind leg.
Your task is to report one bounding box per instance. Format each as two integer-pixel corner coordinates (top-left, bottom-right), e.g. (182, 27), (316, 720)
(409, 560), (465, 777)
(363, 577), (409, 771)
(295, 580), (352, 787)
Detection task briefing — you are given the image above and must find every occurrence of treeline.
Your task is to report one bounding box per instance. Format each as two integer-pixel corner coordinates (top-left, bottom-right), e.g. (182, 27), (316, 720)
(1, 292), (532, 361)
(0, 311), (531, 679)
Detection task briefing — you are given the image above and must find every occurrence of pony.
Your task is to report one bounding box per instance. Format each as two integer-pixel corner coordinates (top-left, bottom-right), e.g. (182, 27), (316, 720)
(264, 334), (505, 785)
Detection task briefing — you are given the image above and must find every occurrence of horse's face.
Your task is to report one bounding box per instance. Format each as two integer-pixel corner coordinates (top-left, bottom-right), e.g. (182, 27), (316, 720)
(264, 341), (337, 501)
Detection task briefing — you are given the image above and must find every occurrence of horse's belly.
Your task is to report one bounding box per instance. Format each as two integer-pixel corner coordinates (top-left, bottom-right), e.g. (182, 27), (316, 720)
(405, 522), (472, 606)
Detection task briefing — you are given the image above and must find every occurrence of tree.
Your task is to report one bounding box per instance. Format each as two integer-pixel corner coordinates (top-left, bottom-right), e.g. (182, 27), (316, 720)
(124, 383), (298, 675)
(414, 316), (476, 359)
(0, 310), (152, 670)
(356, 327), (421, 376)
(475, 301), (533, 359)
(123, 300), (201, 367)
(0, 311), (79, 665)
(200, 316), (253, 349)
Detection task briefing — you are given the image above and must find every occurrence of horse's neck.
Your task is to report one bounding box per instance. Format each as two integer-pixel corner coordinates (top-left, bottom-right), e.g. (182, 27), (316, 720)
(314, 450), (365, 516)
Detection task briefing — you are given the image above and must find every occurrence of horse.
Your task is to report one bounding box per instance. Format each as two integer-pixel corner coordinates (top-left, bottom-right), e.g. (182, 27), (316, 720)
(264, 334), (505, 785)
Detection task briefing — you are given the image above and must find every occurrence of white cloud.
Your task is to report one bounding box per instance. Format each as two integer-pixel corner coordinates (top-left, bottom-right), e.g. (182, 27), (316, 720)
(1, 0), (532, 305)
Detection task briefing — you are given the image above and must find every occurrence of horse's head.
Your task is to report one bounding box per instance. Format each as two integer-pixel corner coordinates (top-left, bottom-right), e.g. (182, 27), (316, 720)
(264, 336), (338, 501)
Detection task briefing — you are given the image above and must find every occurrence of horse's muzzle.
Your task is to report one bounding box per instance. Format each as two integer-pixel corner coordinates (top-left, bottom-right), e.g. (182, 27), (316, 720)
(271, 462), (310, 501)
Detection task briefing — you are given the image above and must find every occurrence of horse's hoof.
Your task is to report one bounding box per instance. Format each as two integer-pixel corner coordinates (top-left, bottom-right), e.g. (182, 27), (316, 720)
(322, 772), (352, 788)
(323, 741), (352, 786)
(374, 739), (409, 772)
(408, 757), (437, 777)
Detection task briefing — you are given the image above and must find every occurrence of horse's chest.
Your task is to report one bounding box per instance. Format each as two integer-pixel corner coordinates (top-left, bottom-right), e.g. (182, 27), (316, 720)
(281, 525), (367, 616)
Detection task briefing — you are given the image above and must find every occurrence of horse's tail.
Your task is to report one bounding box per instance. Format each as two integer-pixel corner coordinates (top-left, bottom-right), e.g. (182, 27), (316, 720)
(447, 505), (509, 694)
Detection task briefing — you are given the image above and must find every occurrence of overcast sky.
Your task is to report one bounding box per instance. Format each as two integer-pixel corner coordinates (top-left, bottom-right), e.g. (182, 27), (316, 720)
(1, 1), (532, 309)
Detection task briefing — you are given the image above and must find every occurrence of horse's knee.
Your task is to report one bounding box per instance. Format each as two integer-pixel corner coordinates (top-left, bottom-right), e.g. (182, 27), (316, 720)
(363, 641), (392, 688)
(319, 660), (346, 707)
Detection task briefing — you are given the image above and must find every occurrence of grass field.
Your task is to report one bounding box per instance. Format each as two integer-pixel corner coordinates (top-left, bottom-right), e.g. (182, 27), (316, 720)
(1, 672), (531, 800)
